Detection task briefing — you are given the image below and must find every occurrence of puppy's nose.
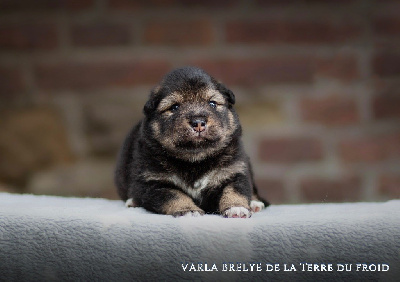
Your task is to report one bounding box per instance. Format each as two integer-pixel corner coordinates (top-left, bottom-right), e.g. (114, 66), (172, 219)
(190, 119), (207, 132)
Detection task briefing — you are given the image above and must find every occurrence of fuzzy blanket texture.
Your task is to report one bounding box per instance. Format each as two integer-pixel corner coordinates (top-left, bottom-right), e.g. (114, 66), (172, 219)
(0, 193), (399, 281)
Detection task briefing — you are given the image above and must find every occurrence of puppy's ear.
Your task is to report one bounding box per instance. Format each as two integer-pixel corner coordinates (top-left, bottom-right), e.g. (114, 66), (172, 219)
(216, 82), (235, 105)
(143, 86), (162, 116)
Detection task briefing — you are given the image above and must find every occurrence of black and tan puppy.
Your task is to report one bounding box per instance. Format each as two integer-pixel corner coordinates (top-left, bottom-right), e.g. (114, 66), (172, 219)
(115, 66), (269, 218)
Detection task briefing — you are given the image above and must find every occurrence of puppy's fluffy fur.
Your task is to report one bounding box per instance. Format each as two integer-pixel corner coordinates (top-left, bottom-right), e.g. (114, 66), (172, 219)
(115, 67), (269, 218)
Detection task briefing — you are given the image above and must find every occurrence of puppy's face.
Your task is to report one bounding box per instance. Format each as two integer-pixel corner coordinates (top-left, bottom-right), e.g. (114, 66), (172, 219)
(143, 67), (240, 162)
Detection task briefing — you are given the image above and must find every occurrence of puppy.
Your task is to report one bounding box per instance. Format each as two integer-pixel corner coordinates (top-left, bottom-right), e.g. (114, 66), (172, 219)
(115, 66), (269, 218)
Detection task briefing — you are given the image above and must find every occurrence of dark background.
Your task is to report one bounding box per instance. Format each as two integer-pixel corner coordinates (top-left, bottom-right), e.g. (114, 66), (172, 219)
(0, 0), (399, 204)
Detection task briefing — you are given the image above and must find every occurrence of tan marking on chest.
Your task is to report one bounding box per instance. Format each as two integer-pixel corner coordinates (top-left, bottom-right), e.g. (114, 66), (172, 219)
(141, 161), (248, 199)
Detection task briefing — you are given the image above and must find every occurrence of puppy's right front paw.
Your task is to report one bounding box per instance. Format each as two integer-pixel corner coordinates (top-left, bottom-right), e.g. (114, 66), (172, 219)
(223, 207), (251, 218)
(172, 210), (204, 217)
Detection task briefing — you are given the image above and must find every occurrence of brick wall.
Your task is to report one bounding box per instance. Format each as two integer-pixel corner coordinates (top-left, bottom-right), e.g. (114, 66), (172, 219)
(0, 0), (399, 204)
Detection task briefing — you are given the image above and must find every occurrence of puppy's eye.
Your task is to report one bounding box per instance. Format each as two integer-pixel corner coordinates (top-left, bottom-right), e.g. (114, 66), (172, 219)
(170, 104), (180, 112)
(209, 101), (217, 108)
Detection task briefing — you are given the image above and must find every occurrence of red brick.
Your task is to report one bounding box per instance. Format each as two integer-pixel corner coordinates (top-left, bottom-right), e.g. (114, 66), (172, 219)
(0, 23), (58, 51)
(378, 174), (400, 198)
(259, 137), (323, 163)
(175, 0), (237, 7)
(226, 20), (361, 44)
(255, 179), (286, 204)
(316, 54), (359, 82)
(0, 67), (26, 94)
(301, 176), (362, 203)
(109, 0), (237, 10)
(0, 0), (94, 12)
(373, 95), (400, 120)
(109, 0), (170, 9)
(71, 23), (131, 47)
(373, 17), (400, 36)
(191, 57), (314, 85)
(143, 20), (214, 46)
(339, 133), (400, 163)
(300, 96), (359, 126)
(63, 0), (94, 10)
(373, 52), (400, 77)
(256, 0), (354, 5)
(34, 60), (171, 90)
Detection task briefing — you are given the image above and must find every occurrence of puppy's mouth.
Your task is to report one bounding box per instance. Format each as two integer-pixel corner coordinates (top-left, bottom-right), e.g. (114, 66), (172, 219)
(191, 129), (207, 139)
(176, 138), (219, 148)
(176, 131), (221, 149)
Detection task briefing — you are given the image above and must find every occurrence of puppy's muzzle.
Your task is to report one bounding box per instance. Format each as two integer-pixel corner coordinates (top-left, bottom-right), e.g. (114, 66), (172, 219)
(190, 118), (207, 133)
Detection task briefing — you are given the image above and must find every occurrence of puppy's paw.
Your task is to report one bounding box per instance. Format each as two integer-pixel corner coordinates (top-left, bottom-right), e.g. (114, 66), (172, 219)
(250, 200), (265, 213)
(125, 198), (136, 208)
(223, 207), (251, 218)
(172, 210), (204, 217)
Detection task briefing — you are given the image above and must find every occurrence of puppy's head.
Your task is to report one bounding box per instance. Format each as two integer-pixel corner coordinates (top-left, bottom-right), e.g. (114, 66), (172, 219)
(143, 66), (240, 162)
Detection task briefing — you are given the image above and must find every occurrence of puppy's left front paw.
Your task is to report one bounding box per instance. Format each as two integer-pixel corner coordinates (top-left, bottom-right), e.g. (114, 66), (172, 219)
(223, 207), (251, 218)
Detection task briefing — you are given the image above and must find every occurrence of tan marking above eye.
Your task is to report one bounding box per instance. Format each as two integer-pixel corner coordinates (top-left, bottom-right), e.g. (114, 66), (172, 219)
(157, 92), (184, 112)
(206, 90), (225, 105)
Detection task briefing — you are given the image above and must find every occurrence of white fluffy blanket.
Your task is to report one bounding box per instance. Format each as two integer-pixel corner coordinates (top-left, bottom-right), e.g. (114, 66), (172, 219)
(0, 193), (399, 281)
